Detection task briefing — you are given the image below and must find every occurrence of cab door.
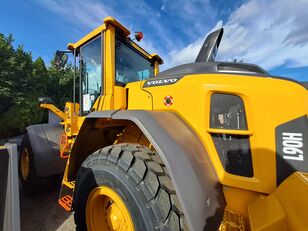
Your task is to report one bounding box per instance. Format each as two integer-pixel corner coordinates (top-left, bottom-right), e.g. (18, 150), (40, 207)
(79, 35), (103, 115)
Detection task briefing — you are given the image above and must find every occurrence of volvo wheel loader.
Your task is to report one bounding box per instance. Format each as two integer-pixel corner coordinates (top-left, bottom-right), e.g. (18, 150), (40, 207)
(18, 17), (308, 231)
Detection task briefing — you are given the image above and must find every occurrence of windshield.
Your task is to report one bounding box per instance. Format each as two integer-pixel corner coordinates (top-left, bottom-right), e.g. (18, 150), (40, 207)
(80, 35), (102, 114)
(115, 38), (154, 85)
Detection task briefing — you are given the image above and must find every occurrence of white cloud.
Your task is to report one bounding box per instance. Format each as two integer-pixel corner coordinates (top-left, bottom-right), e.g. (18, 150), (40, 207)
(34, 0), (308, 73)
(167, 20), (223, 68)
(168, 0), (308, 71)
(160, 0), (167, 11)
(33, 0), (219, 70)
(33, 0), (170, 58)
(34, 0), (111, 29)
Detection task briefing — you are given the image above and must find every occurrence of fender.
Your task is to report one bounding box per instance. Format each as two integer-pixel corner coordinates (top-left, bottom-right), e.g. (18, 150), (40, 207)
(69, 110), (225, 231)
(26, 124), (66, 177)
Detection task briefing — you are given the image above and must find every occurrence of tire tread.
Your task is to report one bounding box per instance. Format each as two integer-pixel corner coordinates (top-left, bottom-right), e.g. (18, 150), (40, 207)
(76, 143), (187, 231)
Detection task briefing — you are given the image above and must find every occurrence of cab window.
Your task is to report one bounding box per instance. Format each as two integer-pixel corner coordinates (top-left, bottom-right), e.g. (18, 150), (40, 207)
(115, 38), (154, 86)
(80, 36), (102, 114)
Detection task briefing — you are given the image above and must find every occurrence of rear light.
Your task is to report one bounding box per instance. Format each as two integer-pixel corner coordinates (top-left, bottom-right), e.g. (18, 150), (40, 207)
(134, 31), (143, 42)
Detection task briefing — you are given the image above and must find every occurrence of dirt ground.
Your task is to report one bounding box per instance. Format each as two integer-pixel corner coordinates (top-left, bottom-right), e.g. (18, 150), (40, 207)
(20, 183), (75, 231)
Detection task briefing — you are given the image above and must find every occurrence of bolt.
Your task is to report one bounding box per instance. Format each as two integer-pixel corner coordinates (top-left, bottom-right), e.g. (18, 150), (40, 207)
(206, 198), (210, 207)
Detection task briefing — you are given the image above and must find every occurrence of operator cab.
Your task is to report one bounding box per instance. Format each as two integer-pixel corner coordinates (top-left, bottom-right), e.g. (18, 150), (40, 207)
(65, 17), (162, 115)
(115, 36), (154, 86)
(79, 36), (102, 113)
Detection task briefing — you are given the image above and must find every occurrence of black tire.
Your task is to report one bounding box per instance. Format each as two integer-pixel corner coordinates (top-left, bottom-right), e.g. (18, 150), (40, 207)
(74, 143), (188, 231)
(18, 134), (56, 196)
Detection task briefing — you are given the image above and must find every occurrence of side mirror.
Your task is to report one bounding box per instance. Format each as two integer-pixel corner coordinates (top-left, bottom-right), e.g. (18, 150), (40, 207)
(54, 50), (68, 68)
(38, 97), (53, 104)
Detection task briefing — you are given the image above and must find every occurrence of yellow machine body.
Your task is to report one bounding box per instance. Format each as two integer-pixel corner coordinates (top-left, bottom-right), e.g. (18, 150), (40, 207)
(43, 17), (308, 231)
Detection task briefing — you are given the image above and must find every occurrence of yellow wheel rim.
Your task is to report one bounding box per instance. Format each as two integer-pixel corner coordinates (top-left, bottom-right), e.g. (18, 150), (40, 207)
(86, 186), (134, 231)
(20, 148), (30, 180)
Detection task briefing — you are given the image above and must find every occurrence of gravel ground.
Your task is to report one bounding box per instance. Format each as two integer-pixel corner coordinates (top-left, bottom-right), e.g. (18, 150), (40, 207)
(20, 183), (75, 231)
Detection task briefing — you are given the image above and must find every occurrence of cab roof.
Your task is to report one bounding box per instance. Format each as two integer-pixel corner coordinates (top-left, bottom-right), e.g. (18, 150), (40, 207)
(67, 17), (129, 50)
(67, 16), (163, 64)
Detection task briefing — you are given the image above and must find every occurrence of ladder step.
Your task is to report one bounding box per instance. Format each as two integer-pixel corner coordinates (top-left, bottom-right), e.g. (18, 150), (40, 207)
(58, 195), (73, 212)
(219, 209), (246, 231)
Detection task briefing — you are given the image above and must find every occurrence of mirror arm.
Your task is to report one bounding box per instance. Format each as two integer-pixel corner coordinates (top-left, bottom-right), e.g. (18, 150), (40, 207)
(57, 50), (73, 54)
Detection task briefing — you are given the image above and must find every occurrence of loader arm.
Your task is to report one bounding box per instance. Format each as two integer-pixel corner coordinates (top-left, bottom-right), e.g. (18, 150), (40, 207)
(40, 103), (66, 120)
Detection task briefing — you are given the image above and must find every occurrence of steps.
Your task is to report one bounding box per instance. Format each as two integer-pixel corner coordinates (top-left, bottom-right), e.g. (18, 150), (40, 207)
(58, 180), (75, 212)
(58, 195), (73, 212)
(219, 209), (247, 231)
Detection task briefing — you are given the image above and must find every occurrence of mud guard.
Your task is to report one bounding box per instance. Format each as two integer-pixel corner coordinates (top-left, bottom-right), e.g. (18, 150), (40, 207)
(26, 124), (66, 177)
(69, 110), (226, 231)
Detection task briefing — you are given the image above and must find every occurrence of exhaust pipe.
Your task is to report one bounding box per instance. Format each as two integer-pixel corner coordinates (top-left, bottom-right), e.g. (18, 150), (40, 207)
(195, 28), (224, 63)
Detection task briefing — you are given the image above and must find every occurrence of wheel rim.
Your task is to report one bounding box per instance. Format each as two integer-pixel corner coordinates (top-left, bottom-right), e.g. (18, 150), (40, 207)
(20, 148), (30, 180)
(86, 186), (134, 231)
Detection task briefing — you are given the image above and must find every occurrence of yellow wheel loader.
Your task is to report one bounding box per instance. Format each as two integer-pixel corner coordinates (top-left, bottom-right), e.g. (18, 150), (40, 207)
(18, 17), (308, 231)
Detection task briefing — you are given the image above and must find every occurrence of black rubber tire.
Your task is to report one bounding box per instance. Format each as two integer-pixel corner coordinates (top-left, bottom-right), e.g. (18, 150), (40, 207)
(18, 134), (56, 196)
(74, 143), (188, 231)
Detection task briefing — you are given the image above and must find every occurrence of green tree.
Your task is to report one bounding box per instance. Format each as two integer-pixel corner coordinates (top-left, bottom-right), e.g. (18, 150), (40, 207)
(47, 62), (74, 109)
(32, 57), (50, 94)
(0, 33), (17, 114)
(0, 33), (75, 138)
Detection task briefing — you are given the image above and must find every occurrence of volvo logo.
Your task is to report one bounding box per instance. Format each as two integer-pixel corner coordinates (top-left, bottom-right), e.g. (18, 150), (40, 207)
(143, 77), (181, 88)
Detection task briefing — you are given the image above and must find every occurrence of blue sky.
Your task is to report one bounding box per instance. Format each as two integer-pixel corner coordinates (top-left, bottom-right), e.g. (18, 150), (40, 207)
(1, 0), (308, 81)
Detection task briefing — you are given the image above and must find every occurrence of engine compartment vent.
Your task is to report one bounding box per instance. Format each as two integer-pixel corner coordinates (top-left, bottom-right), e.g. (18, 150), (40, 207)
(217, 63), (267, 74)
